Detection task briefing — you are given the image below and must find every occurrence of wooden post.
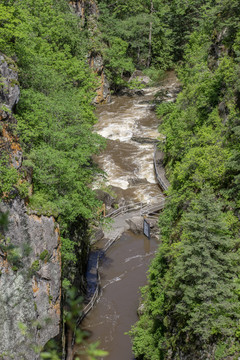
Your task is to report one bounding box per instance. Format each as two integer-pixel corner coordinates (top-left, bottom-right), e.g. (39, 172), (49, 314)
(97, 203), (105, 217)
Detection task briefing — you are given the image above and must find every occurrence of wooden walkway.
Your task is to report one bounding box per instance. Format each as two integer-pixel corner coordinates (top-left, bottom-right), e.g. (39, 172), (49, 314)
(153, 145), (170, 191)
(77, 148), (169, 325)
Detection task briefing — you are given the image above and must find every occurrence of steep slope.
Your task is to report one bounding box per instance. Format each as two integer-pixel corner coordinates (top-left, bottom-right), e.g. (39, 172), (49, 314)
(70, 0), (111, 103)
(131, 2), (240, 359)
(0, 0), (108, 357)
(0, 54), (61, 360)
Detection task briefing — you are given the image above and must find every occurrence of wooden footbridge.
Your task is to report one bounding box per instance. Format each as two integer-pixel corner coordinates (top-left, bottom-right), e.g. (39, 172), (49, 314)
(105, 196), (165, 219)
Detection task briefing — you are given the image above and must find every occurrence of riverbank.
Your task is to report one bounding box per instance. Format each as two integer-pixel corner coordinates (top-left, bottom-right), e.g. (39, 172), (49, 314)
(74, 73), (178, 359)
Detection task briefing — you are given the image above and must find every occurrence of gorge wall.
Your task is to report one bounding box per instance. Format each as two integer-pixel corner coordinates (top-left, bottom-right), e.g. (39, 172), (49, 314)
(0, 53), (61, 359)
(70, 0), (111, 104)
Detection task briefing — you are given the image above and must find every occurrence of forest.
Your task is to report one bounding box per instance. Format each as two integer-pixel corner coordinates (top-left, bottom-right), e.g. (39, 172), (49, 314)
(129, 1), (240, 359)
(0, 0), (240, 359)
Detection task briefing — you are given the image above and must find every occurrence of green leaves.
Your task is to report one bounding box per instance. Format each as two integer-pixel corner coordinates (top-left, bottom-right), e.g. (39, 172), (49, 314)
(0, 153), (18, 196)
(7, 0), (105, 229)
(0, 4), (21, 55)
(169, 189), (240, 340)
(85, 342), (108, 360)
(132, 2), (240, 358)
(104, 36), (134, 85)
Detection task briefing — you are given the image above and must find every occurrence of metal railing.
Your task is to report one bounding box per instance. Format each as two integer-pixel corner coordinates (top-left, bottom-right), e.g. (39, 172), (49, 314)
(105, 196), (164, 219)
(76, 259), (101, 328)
(103, 232), (122, 252)
(153, 145), (169, 191)
(141, 199), (165, 215)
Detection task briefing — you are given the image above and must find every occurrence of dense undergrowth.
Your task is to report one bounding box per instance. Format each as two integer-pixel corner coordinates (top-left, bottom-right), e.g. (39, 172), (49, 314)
(130, 1), (240, 359)
(2, 0), (240, 359)
(96, 0), (209, 88)
(0, 0), (212, 288)
(0, 0), (106, 288)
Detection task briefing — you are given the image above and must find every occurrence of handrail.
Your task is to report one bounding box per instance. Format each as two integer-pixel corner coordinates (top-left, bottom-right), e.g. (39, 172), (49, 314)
(105, 201), (144, 218)
(141, 200), (165, 215)
(153, 145), (169, 191)
(105, 196), (163, 219)
(76, 259), (101, 328)
(103, 232), (121, 252)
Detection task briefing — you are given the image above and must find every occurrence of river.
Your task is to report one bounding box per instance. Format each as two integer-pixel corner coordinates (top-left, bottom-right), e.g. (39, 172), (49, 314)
(77, 72), (178, 360)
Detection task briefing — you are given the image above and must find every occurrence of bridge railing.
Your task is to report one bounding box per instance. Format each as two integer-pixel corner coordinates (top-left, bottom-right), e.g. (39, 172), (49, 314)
(141, 200), (165, 215)
(103, 232), (122, 252)
(105, 196), (164, 219)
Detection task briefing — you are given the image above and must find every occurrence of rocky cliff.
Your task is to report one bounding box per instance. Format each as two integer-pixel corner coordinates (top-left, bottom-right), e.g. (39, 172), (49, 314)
(0, 53), (61, 359)
(70, 0), (111, 104)
(89, 52), (111, 104)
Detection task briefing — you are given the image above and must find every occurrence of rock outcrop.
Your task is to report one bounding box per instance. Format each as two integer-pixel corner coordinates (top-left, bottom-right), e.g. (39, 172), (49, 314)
(0, 53), (22, 175)
(70, 0), (111, 104)
(129, 70), (151, 85)
(70, 0), (99, 22)
(89, 52), (111, 104)
(0, 53), (61, 359)
(0, 54), (20, 113)
(0, 200), (61, 360)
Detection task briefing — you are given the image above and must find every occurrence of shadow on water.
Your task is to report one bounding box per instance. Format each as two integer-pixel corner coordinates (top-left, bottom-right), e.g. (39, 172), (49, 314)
(76, 231), (159, 360)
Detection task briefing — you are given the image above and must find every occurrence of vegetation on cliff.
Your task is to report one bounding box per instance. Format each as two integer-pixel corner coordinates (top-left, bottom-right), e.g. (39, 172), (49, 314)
(0, 0), (108, 358)
(95, 0), (213, 88)
(131, 1), (240, 359)
(2, 0), (240, 359)
(0, 0), (106, 288)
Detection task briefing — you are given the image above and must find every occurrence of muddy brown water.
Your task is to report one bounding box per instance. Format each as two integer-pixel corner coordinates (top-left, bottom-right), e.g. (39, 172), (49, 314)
(78, 232), (158, 360)
(76, 73), (178, 359)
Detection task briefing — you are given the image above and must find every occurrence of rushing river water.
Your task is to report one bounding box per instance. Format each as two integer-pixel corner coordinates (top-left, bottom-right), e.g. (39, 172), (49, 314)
(94, 87), (163, 203)
(77, 73), (178, 360)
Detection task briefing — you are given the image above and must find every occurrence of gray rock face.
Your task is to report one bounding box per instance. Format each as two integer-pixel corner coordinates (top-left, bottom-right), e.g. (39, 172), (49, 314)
(0, 199), (61, 359)
(70, 0), (99, 21)
(70, 1), (111, 104)
(129, 70), (151, 85)
(0, 53), (20, 113)
(89, 53), (111, 104)
(126, 216), (143, 234)
(0, 53), (23, 173)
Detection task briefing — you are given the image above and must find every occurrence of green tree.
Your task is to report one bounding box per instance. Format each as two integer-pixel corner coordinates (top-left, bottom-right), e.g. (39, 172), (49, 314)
(0, 0), (106, 291)
(131, 190), (240, 359)
(164, 189), (240, 356)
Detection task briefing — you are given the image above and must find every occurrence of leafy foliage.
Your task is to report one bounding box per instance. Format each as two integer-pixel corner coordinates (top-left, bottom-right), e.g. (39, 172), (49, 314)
(0, 152), (18, 196)
(131, 2), (240, 359)
(0, 0), (106, 280)
(96, 0), (221, 89)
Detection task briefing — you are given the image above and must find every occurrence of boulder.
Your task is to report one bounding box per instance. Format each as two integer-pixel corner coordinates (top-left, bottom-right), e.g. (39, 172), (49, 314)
(126, 216), (143, 234)
(137, 302), (145, 316)
(95, 189), (117, 208)
(129, 70), (151, 85)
